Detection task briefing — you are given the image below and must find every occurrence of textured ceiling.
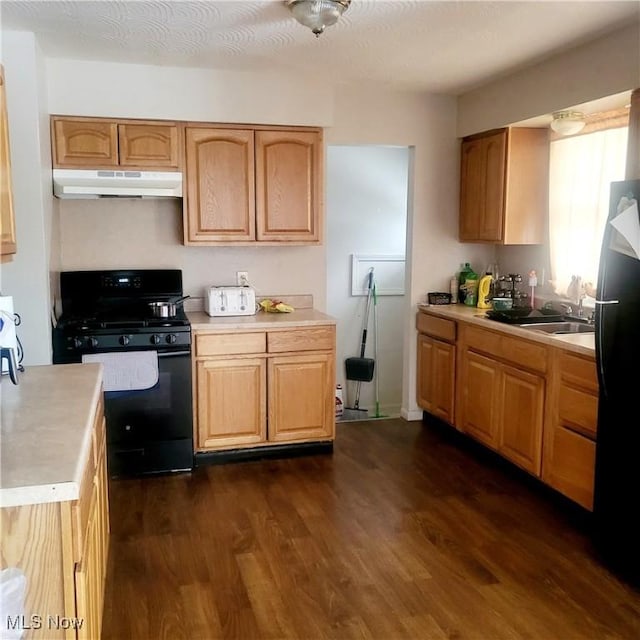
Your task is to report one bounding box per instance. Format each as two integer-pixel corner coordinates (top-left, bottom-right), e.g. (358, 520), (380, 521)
(1, 0), (638, 94)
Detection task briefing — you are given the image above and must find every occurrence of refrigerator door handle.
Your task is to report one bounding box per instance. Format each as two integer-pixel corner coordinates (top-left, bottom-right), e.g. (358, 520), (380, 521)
(594, 299), (620, 304)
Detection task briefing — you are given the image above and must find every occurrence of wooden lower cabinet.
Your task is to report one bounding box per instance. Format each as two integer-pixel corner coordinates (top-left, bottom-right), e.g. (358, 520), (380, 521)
(458, 350), (501, 448)
(268, 353), (334, 442)
(542, 349), (598, 510)
(459, 349), (545, 475)
(0, 396), (109, 639)
(75, 437), (109, 640)
(416, 334), (456, 424)
(196, 357), (267, 449)
(194, 326), (335, 451)
(418, 310), (598, 508)
(499, 365), (545, 474)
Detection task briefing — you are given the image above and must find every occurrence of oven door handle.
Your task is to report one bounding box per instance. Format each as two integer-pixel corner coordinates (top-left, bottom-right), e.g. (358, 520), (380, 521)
(157, 350), (191, 358)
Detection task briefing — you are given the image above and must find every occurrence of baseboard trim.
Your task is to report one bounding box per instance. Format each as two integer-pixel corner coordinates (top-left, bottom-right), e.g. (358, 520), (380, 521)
(401, 407), (423, 421)
(195, 441), (333, 466)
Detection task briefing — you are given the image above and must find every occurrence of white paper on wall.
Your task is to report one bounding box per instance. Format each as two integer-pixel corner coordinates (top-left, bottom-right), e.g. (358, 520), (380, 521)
(609, 198), (640, 260)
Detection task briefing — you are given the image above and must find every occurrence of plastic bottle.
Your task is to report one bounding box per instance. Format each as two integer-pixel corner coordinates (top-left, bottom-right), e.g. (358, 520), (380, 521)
(477, 273), (494, 309)
(449, 276), (458, 303)
(458, 262), (473, 304)
(463, 268), (479, 306)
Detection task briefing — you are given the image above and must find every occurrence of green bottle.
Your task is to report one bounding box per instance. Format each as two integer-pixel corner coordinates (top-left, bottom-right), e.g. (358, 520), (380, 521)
(458, 262), (473, 304)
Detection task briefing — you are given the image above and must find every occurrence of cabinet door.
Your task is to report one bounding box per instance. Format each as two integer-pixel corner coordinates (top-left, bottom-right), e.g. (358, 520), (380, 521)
(268, 353), (334, 442)
(459, 130), (506, 243)
(185, 127), (255, 242)
(499, 365), (544, 475)
(459, 137), (484, 241)
(416, 334), (434, 412)
(196, 358), (266, 449)
(255, 130), (321, 242)
(118, 123), (179, 168)
(480, 131), (507, 241)
(53, 117), (118, 167)
(459, 350), (501, 448)
(417, 334), (455, 424)
(0, 65), (16, 256)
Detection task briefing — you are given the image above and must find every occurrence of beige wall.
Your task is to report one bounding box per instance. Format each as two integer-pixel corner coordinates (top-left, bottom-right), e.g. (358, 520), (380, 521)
(458, 23), (640, 137)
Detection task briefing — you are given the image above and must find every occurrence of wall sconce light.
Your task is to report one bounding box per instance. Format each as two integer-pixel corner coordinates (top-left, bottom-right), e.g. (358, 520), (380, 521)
(550, 110), (586, 136)
(286, 0), (351, 37)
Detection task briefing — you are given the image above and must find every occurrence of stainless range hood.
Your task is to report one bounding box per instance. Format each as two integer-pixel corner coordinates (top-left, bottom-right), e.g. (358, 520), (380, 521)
(52, 169), (183, 199)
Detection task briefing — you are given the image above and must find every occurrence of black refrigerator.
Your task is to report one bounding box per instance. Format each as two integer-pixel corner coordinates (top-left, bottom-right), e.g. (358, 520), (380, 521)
(593, 178), (640, 584)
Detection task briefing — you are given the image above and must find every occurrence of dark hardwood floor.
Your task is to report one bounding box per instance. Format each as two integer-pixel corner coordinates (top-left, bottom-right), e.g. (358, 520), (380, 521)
(102, 418), (640, 639)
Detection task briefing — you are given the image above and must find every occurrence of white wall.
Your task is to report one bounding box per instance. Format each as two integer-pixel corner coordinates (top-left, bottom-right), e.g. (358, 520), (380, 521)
(0, 31), (54, 366)
(326, 145), (409, 417)
(458, 23), (640, 136)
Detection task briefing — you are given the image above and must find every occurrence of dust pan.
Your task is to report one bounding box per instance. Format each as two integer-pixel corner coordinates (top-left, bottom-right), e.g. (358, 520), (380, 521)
(345, 269), (375, 383)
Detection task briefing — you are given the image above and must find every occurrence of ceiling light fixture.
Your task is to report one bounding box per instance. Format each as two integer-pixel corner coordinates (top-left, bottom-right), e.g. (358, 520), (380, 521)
(286, 0), (351, 37)
(550, 110), (586, 136)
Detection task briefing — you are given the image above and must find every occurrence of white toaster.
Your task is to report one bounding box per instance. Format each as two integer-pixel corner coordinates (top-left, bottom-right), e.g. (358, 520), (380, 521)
(206, 286), (257, 317)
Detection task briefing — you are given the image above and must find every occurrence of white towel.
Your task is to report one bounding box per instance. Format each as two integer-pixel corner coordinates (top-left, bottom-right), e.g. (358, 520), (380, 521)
(81, 351), (159, 392)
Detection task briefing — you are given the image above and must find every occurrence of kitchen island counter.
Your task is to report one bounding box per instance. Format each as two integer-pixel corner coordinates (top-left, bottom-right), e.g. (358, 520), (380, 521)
(188, 308), (336, 331)
(0, 362), (103, 507)
(417, 303), (595, 358)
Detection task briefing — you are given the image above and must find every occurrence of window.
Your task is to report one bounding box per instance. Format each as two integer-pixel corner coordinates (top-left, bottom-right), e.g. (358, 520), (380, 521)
(548, 124), (628, 297)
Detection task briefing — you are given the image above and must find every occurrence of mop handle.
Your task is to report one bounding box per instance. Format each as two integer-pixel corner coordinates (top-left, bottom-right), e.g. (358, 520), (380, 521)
(360, 270), (374, 357)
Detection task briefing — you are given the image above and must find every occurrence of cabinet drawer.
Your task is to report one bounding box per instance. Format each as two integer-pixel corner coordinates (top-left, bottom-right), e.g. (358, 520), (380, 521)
(501, 334), (547, 373)
(196, 332), (266, 356)
(559, 351), (598, 393)
(464, 325), (547, 373)
(558, 384), (598, 439)
(543, 425), (595, 511)
(416, 313), (456, 342)
(268, 327), (335, 353)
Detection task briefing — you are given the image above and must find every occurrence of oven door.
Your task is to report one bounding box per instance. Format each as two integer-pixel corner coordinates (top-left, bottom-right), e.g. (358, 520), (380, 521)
(105, 350), (193, 477)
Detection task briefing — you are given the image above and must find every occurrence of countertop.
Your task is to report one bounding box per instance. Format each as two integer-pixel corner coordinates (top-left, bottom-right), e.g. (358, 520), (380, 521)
(188, 308), (336, 330)
(418, 303), (595, 358)
(0, 363), (103, 508)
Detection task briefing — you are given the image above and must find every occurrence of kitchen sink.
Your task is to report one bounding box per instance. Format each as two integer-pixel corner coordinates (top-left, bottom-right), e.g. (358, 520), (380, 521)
(518, 321), (596, 335)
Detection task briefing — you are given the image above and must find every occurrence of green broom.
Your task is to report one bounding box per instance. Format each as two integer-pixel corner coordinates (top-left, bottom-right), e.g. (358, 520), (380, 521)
(372, 276), (387, 419)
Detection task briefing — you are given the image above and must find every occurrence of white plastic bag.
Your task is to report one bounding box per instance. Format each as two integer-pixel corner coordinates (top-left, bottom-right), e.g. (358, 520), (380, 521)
(0, 568), (26, 640)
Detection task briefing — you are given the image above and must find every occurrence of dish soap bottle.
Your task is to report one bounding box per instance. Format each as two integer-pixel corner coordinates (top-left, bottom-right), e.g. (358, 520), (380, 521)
(477, 272), (494, 309)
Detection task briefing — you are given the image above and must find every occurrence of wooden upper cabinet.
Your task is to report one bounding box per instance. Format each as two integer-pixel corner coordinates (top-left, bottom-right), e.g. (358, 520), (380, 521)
(51, 116), (180, 170)
(184, 127), (255, 242)
(255, 130), (322, 242)
(183, 125), (323, 245)
(53, 118), (118, 167)
(0, 64), (17, 257)
(459, 127), (549, 244)
(118, 123), (179, 168)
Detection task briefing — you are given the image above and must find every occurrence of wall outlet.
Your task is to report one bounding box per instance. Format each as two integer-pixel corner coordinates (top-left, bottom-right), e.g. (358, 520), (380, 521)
(236, 271), (249, 287)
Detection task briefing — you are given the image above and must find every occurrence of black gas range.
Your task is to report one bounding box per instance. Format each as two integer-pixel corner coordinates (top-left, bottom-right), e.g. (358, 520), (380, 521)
(52, 269), (194, 478)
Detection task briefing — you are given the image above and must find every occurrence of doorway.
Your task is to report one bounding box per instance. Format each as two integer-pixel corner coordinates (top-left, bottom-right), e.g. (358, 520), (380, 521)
(326, 145), (410, 421)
